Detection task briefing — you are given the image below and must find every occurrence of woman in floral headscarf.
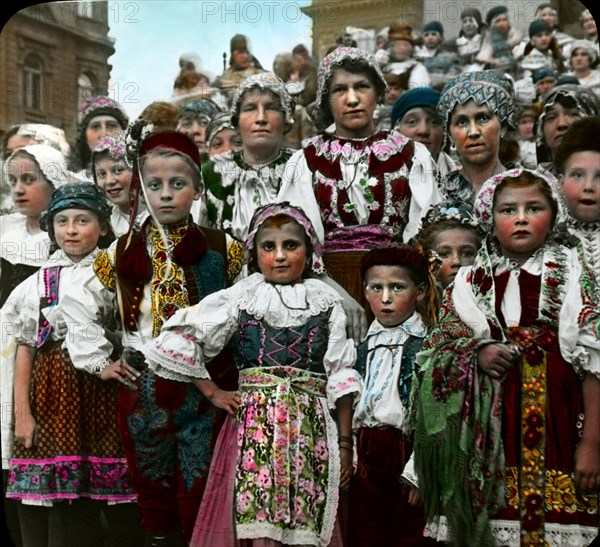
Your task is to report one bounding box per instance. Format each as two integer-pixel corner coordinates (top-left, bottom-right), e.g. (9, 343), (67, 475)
(411, 168), (599, 546)
(278, 46), (440, 332)
(69, 95), (129, 182)
(536, 83), (600, 175)
(202, 72), (297, 244)
(437, 70), (517, 204)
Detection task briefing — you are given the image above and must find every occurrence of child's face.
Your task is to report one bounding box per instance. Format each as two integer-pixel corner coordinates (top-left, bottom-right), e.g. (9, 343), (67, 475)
(255, 220), (307, 285)
(491, 14), (510, 34)
(461, 16), (479, 38)
(385, 85), (402, 105)
(518, 116), (535, 141)
(208, 128), (243, 157)
(431, 228), (480, 288)
(53, 208), (107, 263)
(397, 106), (444, 159)
(559, 151), (600, 222)
(94, 156), (132, 210)
(7, 154), (54, 219)
(85, 115), (122, 152)
(364, 265), (424, 328)
(142, 155), (200, 225)
(532, 32), (552, 52)
(238, 89), (286, 155)
(536, 76), (556, 96)
(449, 100), (500, 167)
(493, 185), (554, 264)
(581, 13), (597, 38)
(423, 31), (442, 49)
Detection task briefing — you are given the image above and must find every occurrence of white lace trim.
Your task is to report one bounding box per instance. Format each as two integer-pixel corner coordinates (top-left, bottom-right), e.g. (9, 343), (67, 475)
(236, 274), (342, 327)
(424, 516), (600, 546)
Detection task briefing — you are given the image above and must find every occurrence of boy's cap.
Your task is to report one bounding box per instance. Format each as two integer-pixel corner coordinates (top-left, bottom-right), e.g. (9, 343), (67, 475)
(423, 21), (444, 37)
(529, 20), (551, 38)
(533, 66), (557, 83)
(231, 34), (249, 53)
(139, 131), (200, 168)
(486, 5), (508, 27)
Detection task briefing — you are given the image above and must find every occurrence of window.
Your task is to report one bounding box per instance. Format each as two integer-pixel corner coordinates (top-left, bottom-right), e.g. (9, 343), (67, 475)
(22, 54), (43, 110)
(78, 73), (98, 110)
(77, 2), (97, 19)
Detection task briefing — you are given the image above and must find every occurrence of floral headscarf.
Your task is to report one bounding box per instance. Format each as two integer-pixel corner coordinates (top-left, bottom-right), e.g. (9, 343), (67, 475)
(438, 70), (516, 133)
(92, 131), (132, 168)
(310, 46), (387, 131)
(5, 144), (71, 189)
(77, 95), (129, 129)
(474, 167), (567, 238)
(535, 84), (600, 163)
(230, 72), (295, 128)
(245, 202), (324, 275)
(177, 98), (221, 126)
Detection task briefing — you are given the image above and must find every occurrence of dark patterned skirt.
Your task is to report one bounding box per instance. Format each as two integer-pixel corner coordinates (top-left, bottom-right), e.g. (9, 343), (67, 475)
(6, 343), (135, 502)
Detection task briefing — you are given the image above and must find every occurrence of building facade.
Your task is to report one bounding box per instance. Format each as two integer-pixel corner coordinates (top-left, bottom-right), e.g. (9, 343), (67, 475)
(0, 2), (115, 143)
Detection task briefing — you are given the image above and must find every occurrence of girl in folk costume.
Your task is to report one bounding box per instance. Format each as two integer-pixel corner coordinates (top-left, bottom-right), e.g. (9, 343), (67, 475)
(554, 116), (600, 274)
(4, 184), (141, 546)
(278, 46), (439, 323)
(142, 202), (361, 546)
(92, 131), (149, 236)
(91, 127), (244, 545)
(411, 168), (599, 546)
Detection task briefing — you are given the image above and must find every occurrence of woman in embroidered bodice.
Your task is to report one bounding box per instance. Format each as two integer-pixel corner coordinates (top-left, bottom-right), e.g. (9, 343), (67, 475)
(144, 202), (361, 546)
(202, 72), (296, 243)
(278, 46), (439, 328)
(411, 168), (600, 546)
(437, 70), (517, 205)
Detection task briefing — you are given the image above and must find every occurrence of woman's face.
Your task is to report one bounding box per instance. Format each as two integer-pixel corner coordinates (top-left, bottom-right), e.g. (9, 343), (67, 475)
(581, 13), (597, 39)
(391, 40), (413, 61)
(328, 68), (377, 139)
(449, 100), (501, 167)
(461, 16), (479, 38)
(397, 107), (444, 159)
(208, 128), (243, 157)
(542, 100), (581, 155)
(238, 89), (286, 156)
(532, 32), (552, 52)
(571, 49), (592, 72)
(538, 7), (558, 29)
(85, 115), (122, 152)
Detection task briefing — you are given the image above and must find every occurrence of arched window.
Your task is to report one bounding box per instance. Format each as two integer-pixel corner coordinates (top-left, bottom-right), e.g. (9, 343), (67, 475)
(22, 54), (43, 110)
(78, 73), (98, 110)
(77, 2), (96, 19)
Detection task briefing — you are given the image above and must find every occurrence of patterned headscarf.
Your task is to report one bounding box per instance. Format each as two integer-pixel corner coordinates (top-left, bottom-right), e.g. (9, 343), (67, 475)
(310, 46), (387, 131)
(77, 95), (129, 129)
(206, 111), (237, 148)
(5, 144), (71, 189)
(177, 98), (222, 125)
(245, 202), (324, 275)
(473, 167), (567, 238)
(41, 182), (113, 243)
(438, 70), (516, 132)
(535, 84), (600, 162)
(230, 72), (295, 128)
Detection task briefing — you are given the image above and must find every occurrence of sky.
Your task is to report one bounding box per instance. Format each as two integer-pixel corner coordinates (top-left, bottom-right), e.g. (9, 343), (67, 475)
(107, 0), (313, 120)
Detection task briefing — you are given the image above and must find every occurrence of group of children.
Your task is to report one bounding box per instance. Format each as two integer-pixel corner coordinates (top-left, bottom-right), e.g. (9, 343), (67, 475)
(1, 14), (599, 547)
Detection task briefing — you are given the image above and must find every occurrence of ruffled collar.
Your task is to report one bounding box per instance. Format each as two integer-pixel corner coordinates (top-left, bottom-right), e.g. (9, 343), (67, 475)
(212, 149), (293, 188)
(235, 273), (342, 327)
(306, 129), (410, 163)
(568, 217), (600, 233)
